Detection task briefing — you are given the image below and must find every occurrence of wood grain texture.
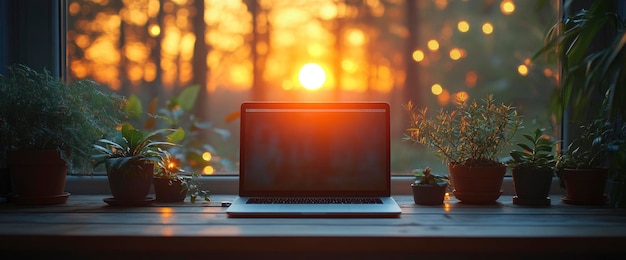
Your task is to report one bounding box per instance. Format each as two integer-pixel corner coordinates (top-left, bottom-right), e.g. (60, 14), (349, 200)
(1, 195), (625, 258)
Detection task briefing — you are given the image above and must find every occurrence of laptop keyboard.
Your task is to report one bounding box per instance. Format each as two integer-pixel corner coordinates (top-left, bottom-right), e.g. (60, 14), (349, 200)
(246, 197), (383, 204)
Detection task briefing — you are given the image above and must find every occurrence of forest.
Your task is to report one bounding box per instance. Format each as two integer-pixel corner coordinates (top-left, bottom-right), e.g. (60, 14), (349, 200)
(67, 0), (558, 174)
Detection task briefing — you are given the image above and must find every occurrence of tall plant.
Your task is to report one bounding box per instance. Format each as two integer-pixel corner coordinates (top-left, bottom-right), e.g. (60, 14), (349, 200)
(534, 0), (626, 121)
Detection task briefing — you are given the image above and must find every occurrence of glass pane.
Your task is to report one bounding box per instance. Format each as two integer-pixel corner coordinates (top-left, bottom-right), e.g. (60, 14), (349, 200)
(66, 0), (558, 176)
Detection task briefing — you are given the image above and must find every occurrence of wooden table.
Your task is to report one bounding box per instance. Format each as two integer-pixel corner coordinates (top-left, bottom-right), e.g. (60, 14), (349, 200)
(1, 195), (625, 259)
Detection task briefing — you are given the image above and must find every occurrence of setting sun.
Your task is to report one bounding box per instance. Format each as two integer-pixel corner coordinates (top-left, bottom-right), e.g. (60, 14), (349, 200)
(298, 63), (326, 90)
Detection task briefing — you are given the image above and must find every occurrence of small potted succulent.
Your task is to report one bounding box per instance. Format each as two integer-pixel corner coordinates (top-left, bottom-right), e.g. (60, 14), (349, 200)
(93, 123), (183, 206)
(411, 167), (450, 205)
(405, 95), (522, 204)
(507, 128), (556, 206)
(153, 149), (210, 203)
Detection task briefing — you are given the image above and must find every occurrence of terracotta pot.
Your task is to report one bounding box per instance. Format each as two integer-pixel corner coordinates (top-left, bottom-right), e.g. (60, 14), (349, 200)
(411, 184), (447, 205)
(561, 168), (608, 205)
(154, 178), (187, 203)
(449, 163), (505, 204)
(7, 150), (69, 205)
(511, 167), (554, 206)
(106, 160), (153, 201)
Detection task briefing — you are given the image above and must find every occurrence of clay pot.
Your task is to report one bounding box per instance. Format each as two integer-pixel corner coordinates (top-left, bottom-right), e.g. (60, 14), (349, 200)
(7, 150), (69, 205)
(511, 167), (554, 206)
(561, 168), (608, 205)
(106, 160), (154, 201)
(154, 177), (187, 203)
(449, 163), (505, 204)
(411, 184), (447, 205)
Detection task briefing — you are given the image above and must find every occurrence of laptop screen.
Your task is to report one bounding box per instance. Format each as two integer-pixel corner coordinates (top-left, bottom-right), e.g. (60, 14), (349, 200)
(239, 103), (390, 197)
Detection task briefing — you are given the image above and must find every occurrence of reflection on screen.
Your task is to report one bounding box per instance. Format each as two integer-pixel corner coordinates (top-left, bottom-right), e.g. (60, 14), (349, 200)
(241, 106), (389, 195)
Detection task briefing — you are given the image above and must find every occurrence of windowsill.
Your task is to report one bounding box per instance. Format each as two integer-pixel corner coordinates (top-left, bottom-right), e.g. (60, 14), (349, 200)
(65, 175), (562, 195)
(1, 194), (625, 258)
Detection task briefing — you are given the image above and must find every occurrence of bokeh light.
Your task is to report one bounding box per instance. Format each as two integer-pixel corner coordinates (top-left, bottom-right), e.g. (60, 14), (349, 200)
(149, 24), (161, 37)
(482, 23), (493, 34)
(449, 48), (462, 60)
(431, 84), (443, 95)
(518, 64), (529, 76)
(203, 166), (215, 175)
(427, 39), (440, 51)
(457, 21), (469, 32)
(500, 0), (515, 15)
(412, 49), (425, 62)
(202, 152), (212, 161)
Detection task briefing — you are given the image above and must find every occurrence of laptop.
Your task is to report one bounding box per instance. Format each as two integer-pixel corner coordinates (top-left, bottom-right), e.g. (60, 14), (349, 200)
(226, 102), (401, 218)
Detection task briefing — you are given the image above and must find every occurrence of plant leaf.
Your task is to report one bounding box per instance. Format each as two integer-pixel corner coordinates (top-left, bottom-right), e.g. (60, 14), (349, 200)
(125, 95), (143, 120)
(166, 127), (185, 143)
(177, 85), (200, 112)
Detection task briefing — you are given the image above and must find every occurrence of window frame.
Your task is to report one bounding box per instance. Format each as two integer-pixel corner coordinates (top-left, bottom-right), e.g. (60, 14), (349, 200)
(2, 0), (602, 195)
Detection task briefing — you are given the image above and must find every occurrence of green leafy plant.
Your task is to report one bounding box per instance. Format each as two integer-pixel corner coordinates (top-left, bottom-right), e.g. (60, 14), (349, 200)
(508, 128), (557, 171)
(92, 123), (184, 173)
(534, 1), (626, 121)
(411, 167), (449, 187)
(125, 85), (232, 174)
(404, 95), (522, 167)
(0, 64), (125, 172)
(154, 149), (210, 203)
(556, 119), (609, 170)
(535, 1), (625, 207)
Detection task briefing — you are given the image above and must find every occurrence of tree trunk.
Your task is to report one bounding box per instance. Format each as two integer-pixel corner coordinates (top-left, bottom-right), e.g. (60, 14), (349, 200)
(192, 0), (210, 121)
(403, 0), (421, 108)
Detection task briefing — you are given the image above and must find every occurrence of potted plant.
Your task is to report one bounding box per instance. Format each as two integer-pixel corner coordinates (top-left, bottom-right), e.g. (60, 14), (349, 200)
(405, 95), (522, 204)
(93, 123), (184, 206)
(507, 128), (556, 206)
(535, 1), (626, 207)
(0, 64), (125, 205)
(411, 167), (449, 205)
(153, 149), (210, 203)
(556, 119), (609, 205)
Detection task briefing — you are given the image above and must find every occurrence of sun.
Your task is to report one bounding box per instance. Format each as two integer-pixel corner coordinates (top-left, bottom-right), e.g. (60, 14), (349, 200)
(298, 63), (326, 90)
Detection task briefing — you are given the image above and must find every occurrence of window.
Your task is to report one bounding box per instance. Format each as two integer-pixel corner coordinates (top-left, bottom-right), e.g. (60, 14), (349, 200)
(65, 0), (558, 176)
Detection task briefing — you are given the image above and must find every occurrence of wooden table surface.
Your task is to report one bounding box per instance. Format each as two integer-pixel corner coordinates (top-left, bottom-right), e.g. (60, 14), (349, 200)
(1, 194), (625, 259)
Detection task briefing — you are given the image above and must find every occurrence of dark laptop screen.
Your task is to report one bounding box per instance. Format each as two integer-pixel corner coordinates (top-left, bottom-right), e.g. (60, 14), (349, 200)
(240, 103), (390, 197)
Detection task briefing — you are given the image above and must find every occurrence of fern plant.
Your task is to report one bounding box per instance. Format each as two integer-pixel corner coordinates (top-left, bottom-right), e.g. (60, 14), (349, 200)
(0, 64), (125, 172)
